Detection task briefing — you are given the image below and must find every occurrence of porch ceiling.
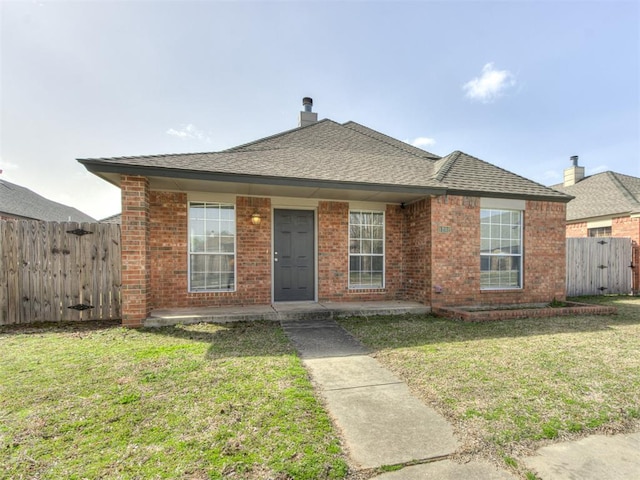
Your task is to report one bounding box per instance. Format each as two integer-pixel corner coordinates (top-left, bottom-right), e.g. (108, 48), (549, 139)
(97, 171), (440, 204)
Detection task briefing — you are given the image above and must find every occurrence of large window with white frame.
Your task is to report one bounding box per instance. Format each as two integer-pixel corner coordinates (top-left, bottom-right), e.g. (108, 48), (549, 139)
(188, 202), (235, 292)
(480, 208), (522, 289)
(349, 211), (384, 288)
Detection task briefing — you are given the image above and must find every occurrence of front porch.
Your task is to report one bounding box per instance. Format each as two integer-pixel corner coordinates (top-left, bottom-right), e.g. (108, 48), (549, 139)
(144, 300), (431, 328)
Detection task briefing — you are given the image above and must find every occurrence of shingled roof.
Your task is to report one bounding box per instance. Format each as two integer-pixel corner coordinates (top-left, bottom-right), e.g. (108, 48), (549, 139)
(79, 119), (570, 202)
(0, 179), (96, 222)
(552, 171), (640, 221)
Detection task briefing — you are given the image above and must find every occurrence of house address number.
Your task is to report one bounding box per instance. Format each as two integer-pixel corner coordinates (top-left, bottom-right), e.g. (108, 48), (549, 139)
(438, 226), (451, 233)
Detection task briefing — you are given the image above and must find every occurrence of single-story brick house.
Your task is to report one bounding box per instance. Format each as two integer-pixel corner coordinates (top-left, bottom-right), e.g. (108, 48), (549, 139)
(552, 157), (640, 242)
(79, 98), (572, 327)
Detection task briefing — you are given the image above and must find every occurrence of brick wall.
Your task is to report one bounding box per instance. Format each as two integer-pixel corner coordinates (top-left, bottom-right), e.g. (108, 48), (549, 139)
(317, 201), (349, 300)
(235, 196), (272, 304)
(428, 196), (567, 307)
(612, 216), (640, 244)
(149, 191), (188, 308)
(430, 195), (481, 306)
(566, 222), (588, 237)
(521, 200), (567, 302)
(148, 193), (271, 309)
(317, 201), (403, 301)
(121, 175), (150, 327)
(403, 199), (431, 303)
(384, 204), (404, 297)
(120, 183), (570, 322)
(567, 216), (640, 244)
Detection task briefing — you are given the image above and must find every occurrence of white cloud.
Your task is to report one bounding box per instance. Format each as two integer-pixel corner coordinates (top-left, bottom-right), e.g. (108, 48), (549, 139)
(166, 124), (210, 142)
(405, 137), (436, 149)
(411, 137), (436, 148)
(0, 158), (20, 174)
(463, 63), (516, 103)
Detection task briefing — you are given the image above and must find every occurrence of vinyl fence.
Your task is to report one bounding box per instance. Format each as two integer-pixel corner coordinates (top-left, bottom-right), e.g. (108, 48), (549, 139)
(566, 237), (634, 296)
(0, 220), (121, 325)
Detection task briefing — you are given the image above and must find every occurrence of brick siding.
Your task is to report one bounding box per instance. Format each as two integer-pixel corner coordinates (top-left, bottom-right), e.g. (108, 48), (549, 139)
(566, 222), (588, 237)
(317, 201), (402, 301)
(430, 195), (482, 306)
(317, 201), (349, 300)
(430, 196), (567, 307)
(120, 175), (151, 327)
(612, 216), (640, 244)
(148, 194), (271, 309)
(403, 199), (432, 303)
(119, 182), (570, 324)
(522, 200), (567, 302)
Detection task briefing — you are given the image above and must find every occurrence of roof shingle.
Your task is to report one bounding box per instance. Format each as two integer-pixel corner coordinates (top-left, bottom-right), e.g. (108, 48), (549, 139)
(552, 171), (640, 220)
(0, 179), (96, 222)
(79, 119), (570, 202)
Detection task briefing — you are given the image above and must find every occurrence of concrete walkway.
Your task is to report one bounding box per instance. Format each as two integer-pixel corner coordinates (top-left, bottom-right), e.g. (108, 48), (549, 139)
(523, 432), (640, 479)
(281, 317), (516, 478)
(148, 302), (640, 478)
(281, 316), (640, 479)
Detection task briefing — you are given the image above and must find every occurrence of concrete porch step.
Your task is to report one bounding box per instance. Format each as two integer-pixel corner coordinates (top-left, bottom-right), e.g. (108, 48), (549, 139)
(144, 300), (430, 327)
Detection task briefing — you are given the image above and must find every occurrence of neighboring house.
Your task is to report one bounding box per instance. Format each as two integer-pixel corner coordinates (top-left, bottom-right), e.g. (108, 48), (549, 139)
(0, 178), (95, 222)
(100, 213), (122, 224)
(552, 157), (640, 242)
(552, 157), (640, 293)
(79, 98), (572, 327)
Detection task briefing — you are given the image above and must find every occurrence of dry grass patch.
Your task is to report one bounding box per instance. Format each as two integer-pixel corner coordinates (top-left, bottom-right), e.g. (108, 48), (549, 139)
(0, 321), (348, 479)
(338, 296), (640, 478)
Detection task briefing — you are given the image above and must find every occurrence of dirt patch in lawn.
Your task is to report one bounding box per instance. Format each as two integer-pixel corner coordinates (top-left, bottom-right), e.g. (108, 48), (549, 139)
(432, 301), (616, 321)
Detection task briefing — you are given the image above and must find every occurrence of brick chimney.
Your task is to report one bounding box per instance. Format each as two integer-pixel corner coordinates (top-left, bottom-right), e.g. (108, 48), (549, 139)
(298, 97), (317, 127)
(563, 155), (585, 186)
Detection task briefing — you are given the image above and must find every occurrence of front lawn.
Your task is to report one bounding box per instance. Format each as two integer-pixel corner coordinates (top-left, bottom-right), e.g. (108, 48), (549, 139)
(338, 296), (640, 477)
(0, 321), (348, 479)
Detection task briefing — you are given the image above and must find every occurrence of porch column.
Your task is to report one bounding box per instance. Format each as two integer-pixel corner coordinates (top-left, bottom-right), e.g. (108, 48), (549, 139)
(121, 175), (150, 327)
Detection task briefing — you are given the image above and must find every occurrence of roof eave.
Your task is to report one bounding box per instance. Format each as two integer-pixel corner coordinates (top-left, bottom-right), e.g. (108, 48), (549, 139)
(444, 188), (574, 203)
(78, 159), (448, 197)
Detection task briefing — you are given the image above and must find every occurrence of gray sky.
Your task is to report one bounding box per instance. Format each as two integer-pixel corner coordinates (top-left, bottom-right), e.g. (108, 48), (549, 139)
(1, 0), (638, 220)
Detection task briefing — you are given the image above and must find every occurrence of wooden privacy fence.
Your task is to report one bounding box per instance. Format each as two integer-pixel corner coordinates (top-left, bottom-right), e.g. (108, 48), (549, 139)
(0, 220), (121, 325)
(566, 237), (634, 296)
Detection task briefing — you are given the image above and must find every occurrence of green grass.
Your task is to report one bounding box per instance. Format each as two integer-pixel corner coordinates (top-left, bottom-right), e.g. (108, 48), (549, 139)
(0, 321), (348, 479)
(338, 296), (640, 476)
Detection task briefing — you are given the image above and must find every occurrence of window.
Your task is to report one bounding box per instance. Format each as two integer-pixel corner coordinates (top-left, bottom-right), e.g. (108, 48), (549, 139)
(188, 202), (235, 292)
(588, 226), (611, 237)
(480, 209), (522, 289)
(349, 211), (384, 288)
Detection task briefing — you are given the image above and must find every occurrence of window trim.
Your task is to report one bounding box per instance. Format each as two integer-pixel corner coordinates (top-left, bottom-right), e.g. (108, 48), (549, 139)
(187, 201), (237, 293)
(480, 208), (523, 291)
(348, 209), (385, 290)
(587, 226), (612, 237)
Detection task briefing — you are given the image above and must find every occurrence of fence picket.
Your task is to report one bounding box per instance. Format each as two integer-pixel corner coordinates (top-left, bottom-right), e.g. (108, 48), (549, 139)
(0, 220), (121, 325)
(566, 237), (633, 296)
